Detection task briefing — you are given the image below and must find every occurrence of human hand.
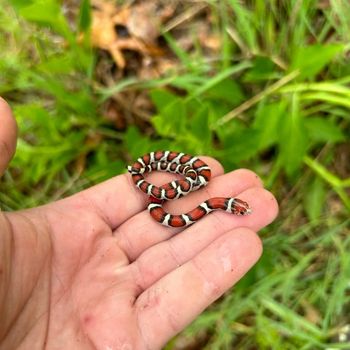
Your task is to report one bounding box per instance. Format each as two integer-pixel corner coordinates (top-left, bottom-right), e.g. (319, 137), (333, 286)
(0, 97), (278, 350)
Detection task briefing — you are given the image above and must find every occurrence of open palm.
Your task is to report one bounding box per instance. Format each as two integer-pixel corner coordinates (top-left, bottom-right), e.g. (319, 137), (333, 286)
(0, 98), (278, 350)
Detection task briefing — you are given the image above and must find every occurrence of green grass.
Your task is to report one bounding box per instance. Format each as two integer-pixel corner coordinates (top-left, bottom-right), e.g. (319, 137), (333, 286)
(1, 0), (350, 348)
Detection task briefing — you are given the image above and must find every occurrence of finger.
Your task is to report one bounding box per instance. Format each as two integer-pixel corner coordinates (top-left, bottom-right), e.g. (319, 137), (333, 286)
(116, 169), (263, 260)
(49, 156), (224, 228)
(136, 227), (262, 349)
(0, 97), (17, 175)
(132, 186), (277, 290)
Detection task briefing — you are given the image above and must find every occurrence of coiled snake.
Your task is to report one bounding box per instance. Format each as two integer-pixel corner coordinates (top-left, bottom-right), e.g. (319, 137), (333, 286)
(127, 151), (251, 227)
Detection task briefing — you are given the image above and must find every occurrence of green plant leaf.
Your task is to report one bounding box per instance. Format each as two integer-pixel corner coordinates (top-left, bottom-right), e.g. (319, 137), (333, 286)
(291, 44), (344, 79)
(124, 126), (150, 158)
(190, 61), (251, 99)
(244, 56), (278, 82)
(151, 98), (186, 138)
(254, 101), (286, 149)
(304, 178), (327, 221)
(220, 128), (261, 163)
(190, 104), (211, 147)
(18, 0), (72, 39)
(204, 78), (245, 106)
(278, 95), (308, 175)
(8, 0), (35, 9)
(305, 117), (345, 143)
(150, 89), (179, 113)
(36, 53), (76, 74)
(78, 0), (91, 32)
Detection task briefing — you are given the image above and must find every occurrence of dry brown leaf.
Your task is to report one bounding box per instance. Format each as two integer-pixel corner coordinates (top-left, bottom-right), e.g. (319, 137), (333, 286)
(90, 0), (165, 69)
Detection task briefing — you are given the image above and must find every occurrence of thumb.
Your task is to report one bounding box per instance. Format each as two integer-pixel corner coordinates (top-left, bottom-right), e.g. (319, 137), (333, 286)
(0, 97), (17, 176)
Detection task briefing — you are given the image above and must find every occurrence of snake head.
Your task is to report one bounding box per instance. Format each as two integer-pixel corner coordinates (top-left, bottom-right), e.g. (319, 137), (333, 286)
(231, 198), (252, 216)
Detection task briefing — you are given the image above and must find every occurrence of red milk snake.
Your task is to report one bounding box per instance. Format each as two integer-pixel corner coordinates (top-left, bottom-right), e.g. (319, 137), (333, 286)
(127, 151), (252, 227)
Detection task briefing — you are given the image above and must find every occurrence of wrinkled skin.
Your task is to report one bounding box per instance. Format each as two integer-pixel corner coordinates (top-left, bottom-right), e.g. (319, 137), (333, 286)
(0, 97), (278, 350)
